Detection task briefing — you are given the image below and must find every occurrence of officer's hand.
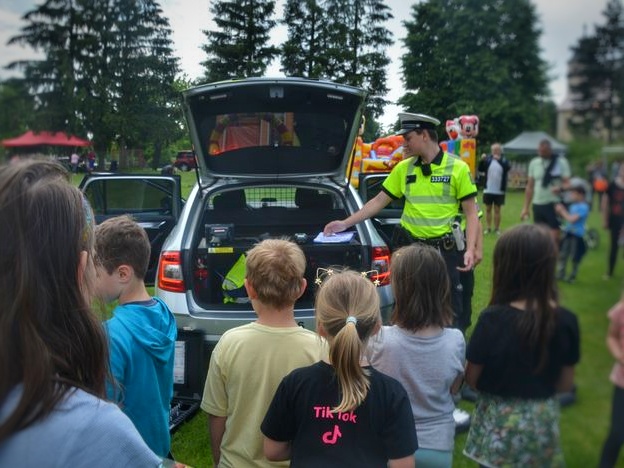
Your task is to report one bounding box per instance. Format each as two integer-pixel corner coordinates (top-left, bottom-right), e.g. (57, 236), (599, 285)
(323, 220), (347, 236)
(457, 249), (475, 272)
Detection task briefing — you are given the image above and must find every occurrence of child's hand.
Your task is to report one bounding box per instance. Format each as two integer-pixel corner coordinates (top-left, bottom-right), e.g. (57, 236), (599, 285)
(554, 203), (565, 215)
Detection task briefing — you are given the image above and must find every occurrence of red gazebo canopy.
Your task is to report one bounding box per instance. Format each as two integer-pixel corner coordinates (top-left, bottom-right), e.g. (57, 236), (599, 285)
(2, 130), (91, 148)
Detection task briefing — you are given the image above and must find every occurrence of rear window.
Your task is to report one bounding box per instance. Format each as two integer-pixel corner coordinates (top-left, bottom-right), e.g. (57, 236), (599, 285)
(186, 83), (364, 175)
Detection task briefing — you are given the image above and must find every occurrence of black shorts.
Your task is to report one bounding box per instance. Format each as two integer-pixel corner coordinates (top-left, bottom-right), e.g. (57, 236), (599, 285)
(483, 193), (505, 206)
(533, 203), (560, 229)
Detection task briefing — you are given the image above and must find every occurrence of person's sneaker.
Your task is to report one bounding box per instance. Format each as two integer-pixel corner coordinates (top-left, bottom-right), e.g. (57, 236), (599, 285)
(495, 229), (501, 236)
(453, 408), (471, 434)
(483, 228), (490, 235)
(566, 275), (576, 284)
(603, 274), (612, 280)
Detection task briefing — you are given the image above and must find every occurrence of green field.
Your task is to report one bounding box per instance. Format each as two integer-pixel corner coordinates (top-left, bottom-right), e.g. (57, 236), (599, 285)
(84, 171), (622, 467)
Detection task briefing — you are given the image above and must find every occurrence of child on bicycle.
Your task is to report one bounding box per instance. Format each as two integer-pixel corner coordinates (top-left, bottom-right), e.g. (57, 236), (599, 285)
(555, 185), (590, 283)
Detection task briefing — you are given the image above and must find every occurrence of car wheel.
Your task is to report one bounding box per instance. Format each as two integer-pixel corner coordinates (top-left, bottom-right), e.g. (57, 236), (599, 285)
(179, 163), (189, 172)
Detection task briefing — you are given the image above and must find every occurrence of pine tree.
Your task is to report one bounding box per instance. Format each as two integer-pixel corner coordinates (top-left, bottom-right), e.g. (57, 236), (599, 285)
(0, 78), (36, 141)
(7, 0), (83, 132)
(323, 0), (394, 119)
(399, 0), (549, 144)
(569, 0), (624, 142)
(281, 0), (327, 78)
(280, 0), (393, 127)
(201, 0), (280, 82)
(8, 0), (181, 167)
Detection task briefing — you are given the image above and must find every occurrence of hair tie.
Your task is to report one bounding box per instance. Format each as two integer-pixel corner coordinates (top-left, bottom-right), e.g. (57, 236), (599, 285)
(345, 316), (357, 326)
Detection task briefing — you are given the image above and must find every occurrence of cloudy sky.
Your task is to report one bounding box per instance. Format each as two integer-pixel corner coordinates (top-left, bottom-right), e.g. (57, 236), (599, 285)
(0, 0), (604, 126)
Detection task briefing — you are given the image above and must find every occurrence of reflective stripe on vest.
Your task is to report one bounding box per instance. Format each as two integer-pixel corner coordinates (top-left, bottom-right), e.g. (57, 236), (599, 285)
(400, 153), (464, 238)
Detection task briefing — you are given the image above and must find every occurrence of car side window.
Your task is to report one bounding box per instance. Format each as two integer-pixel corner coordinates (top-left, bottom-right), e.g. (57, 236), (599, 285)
(83, 179), (175, 216)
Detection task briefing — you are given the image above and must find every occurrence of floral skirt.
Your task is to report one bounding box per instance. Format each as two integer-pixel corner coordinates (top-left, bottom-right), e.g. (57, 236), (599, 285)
(463, 393), (565, 467)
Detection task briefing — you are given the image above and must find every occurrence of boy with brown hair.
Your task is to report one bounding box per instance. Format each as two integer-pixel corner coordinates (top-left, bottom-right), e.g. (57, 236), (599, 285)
(95, 215), (177, 458)
(201, 238), (326, 468)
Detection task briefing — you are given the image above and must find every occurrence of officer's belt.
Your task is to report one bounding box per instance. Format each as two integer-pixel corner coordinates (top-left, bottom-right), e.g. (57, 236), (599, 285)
(410, 233), (456, 251)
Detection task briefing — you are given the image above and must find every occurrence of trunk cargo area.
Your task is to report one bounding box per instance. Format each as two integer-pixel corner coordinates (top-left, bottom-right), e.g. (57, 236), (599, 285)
(190, 187), (369, 307)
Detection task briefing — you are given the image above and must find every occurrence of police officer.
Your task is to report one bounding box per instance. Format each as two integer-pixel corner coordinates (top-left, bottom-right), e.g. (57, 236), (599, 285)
(324, 112), (479, 327)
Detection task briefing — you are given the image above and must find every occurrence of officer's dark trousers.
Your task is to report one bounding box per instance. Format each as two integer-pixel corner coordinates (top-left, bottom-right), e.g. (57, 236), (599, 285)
(458, 267), (474, 333)
(440, 249), (465, 332)
(391, 227), (465, 332)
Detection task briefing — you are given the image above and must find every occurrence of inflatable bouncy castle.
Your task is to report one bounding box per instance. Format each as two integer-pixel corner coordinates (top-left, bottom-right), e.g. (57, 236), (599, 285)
(440, 114), (479, 178)
(348, 114), (480, 187)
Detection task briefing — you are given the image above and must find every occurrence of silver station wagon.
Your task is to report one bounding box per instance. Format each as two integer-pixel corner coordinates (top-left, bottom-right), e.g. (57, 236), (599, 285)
(82, 77), (394, 389)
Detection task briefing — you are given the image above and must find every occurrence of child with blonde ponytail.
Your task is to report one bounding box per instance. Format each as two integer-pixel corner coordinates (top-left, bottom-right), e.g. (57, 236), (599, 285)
(261, 270), (418, 467)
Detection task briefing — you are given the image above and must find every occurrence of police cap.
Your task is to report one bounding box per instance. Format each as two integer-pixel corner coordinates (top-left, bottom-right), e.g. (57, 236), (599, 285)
(397, 112), (441, 136)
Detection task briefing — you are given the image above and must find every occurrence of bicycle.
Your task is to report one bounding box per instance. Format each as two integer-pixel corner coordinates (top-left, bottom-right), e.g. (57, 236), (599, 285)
(585, 227), (600, 250)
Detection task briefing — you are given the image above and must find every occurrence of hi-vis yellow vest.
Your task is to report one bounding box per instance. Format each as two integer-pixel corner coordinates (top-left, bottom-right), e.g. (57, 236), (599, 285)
(382, 151), (477, 239)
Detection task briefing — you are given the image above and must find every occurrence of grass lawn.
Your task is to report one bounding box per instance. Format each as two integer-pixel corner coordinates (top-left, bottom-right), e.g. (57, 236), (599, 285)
(80, 170), (622, 467)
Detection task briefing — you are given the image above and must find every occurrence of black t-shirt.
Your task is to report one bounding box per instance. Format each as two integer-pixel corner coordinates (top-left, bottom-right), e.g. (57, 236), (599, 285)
(606, 181), (624, 223)
(467, 304), (580, 399)
(261, 361), (418, 468)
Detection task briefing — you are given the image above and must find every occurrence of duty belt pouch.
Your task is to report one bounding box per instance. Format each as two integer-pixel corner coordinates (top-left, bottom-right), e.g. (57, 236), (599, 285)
(391, 225), (414, 249)
(442, 236), (455, 251)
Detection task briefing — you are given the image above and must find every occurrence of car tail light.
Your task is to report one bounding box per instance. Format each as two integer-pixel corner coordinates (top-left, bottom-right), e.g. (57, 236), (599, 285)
(371, 246), (391, 286)
(158, 251), (186, 292)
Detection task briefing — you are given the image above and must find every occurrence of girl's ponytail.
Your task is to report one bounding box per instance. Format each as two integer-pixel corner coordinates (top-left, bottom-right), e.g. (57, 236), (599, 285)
(315, 271), (380, 413)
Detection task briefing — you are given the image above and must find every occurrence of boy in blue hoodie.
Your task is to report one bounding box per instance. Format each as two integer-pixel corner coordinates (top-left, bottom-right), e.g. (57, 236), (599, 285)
(555, 185), (590, 283)
(95, 215), (177, 458)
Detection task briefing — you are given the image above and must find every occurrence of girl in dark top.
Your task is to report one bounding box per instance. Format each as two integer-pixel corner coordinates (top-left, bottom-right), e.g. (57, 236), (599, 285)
(602, 163), (624, 279)
(261, 270), (418, 468)
(463, 224), (580, 467)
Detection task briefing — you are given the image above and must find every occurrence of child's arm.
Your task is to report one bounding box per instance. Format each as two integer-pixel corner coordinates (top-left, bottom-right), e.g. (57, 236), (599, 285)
(464, 361), (483, 390)
(607, 313), (624, 364)
(555, 366), (575, 393)
(388, 455), (415, 468)
(450, 373), (464, 395)
(263, 437), (291, 461)
(554, 203), (580, 223)
(208, 414), (227, 466)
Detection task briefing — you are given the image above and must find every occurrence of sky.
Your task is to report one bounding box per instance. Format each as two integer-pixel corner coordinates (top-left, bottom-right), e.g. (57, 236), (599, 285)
(0, 0), (605, 127)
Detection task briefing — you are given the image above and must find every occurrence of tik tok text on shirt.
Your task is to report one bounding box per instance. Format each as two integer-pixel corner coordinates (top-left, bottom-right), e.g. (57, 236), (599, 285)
(314, 406), (357, 445)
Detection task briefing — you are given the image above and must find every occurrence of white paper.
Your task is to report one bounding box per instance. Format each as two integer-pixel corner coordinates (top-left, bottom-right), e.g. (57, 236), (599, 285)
(313, 231), (355, 243)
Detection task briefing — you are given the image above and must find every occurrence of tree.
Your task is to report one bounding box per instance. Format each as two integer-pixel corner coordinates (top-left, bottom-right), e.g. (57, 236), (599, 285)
(7, 0), (83, 133)
(281, 0), (327, 78)
(399, 0), (550, 145)
(0, 78), (36, 141)
(8, 0), (181, 169)
(280, 0), (393, 134)
(201, 0), (279, 82)
(569, 0), (624, 142)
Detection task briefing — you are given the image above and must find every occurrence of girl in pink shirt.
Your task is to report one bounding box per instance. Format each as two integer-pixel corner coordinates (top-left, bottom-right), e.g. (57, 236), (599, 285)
(599, 296), (624, 467)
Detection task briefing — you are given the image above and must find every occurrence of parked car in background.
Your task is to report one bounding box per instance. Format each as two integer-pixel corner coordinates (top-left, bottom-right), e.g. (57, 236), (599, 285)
(173, 150), (197, 171)
(80, 78), (395, 392)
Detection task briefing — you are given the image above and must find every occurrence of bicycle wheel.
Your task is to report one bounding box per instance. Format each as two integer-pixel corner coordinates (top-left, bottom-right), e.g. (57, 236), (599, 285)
(586, 228), (600, 249)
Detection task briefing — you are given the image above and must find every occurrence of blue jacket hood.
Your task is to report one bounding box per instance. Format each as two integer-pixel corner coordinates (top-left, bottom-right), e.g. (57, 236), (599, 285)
(110, 297), (177, 364)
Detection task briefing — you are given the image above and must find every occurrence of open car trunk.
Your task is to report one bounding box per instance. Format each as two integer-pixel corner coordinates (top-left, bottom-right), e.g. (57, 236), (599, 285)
(189, 185), (370, 308)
